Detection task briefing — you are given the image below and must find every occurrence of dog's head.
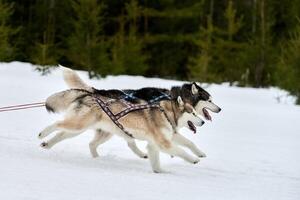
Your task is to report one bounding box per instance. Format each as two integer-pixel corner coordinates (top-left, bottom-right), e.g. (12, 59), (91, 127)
(176, 82), (221, 121)
(175, 96), (205, 133)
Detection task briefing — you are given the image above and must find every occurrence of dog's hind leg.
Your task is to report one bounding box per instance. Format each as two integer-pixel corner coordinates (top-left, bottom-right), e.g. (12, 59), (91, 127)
(38, 116), (89, 139)
(172, 133), (206, 158)
(127, 141), (148, 159)
(40, 131), (83, 149)
(89, 130), (147, 159)
(38, 123), (58, 139)
(147, 143), (162, 173)
(40, 111), (95, 145)
(89, 130), (113, 158)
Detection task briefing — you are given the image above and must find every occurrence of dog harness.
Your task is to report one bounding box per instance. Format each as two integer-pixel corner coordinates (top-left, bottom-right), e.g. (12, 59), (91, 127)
(93, 92), (175, 139)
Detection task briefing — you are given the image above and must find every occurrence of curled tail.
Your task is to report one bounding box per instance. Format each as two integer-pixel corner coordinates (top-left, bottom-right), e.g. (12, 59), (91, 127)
(45, 65), (94, 113)
(60, 65), (93, 92)
(45, 89), (89, 113)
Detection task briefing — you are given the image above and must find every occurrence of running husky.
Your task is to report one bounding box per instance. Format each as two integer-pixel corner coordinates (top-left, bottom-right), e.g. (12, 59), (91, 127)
(38, 68), (221, 172)
(61, 68), (221, 159)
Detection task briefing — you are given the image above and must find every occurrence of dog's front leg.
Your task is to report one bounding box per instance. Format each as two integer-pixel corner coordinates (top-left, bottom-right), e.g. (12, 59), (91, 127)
(161, 143), (200, 164)
(127, 141), (148, 159)
(172, 133), (206, 158)
(147, 143), (162, 173)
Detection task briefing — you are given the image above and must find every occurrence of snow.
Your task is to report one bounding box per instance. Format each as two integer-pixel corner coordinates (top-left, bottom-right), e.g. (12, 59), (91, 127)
(0, 61), (299, 200)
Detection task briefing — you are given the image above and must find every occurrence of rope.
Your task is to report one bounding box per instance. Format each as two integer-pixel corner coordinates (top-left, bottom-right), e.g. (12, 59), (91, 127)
(0, 102), (45, 112)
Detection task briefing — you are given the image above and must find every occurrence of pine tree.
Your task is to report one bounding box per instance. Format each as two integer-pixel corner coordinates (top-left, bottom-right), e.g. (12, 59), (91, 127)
(276, 23), (300, 103)
(215, 0), (244, 84)
(188, 1), (245, 84)
(0, 0), (14, 61)
(124, 0), (147, 75)
(188, 16), (214, 82)
(67, 0), (110, 77)
(30, 0), (59, 74)
(187, 0), (215, 82)
(111, 0), (147, 75)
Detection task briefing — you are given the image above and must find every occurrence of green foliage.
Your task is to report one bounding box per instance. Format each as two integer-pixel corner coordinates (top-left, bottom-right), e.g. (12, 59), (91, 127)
(188, 0), (244, 84)
(66, 0), (110, 78)
(30, 33), (59, 72)
(110, 0), (147, 75)
(0, 0), (14, 60)
(112, 26), (148, 75)
(275, 23), (300, 103)
(1, 0), (300, 103)
(29, 0), (66, 73)
(188, 16), (214, 82)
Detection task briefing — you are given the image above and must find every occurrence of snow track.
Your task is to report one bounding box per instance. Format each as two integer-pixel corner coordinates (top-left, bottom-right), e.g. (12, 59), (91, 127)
(0, 62), (299, 200)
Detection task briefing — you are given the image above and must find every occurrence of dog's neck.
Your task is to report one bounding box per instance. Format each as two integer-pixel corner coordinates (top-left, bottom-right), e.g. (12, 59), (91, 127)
(160, 100), (181, 129)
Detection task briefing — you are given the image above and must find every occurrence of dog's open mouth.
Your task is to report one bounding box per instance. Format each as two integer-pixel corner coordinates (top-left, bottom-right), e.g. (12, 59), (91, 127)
(203, 108), (212, 121)
(187, 120), (197, 133)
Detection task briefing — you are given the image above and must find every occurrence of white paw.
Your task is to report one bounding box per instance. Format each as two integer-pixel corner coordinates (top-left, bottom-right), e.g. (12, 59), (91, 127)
(197, 152), (206, 158)
(193, 158), (200, 164)
(40, 142), (50, 149)
(91, 152), (99, 158)
(38, 132), (47, 139)
(153, 168), (164, 173)
(140, 154), (148, 159)
(38, 132), (43, 139)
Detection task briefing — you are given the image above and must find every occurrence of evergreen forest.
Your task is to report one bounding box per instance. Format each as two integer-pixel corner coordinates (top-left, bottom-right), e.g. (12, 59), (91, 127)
(0, 0), (300, 103)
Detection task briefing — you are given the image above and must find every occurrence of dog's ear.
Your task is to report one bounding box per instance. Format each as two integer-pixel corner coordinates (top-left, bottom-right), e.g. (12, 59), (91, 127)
(191, 83), (198, 95)
(177, 96), (184, 106)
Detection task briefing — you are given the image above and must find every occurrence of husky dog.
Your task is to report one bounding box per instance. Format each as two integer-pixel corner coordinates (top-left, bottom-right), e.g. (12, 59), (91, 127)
(38, 68), (221, 172)
(61, 68), (221, 159)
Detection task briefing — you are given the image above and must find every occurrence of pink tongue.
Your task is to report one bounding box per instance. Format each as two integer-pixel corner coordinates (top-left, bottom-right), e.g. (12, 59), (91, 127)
(204, 109), (212, 121)
(207, 113), (212, 121)
(187, 121), (196, 134)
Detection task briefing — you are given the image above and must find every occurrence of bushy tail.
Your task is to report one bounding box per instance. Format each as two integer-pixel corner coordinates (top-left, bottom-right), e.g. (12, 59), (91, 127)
(45, 89), (89, 113)
(60, 65), (93, 92)
(45, 65), (94, 113)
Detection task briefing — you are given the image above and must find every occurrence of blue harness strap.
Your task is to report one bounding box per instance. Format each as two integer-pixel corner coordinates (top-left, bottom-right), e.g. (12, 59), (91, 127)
(123, 91), (171, 103)
(148, 93), (171, 103)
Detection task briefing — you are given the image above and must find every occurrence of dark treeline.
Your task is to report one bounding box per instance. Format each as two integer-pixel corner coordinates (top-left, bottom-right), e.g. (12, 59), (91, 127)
(0, 0), (300, 103)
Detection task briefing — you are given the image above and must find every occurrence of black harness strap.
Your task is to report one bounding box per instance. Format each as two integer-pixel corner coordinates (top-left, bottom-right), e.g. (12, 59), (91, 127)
(115, 102), (162, 120)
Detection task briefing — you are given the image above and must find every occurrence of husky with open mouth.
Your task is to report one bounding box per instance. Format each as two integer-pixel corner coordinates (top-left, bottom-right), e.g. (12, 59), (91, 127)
(38, 69), (209, 173)
(170, 82), (222, 121)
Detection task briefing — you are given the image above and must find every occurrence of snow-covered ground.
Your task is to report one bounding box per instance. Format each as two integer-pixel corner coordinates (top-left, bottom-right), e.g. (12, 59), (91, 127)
(0, 62), (299, 200)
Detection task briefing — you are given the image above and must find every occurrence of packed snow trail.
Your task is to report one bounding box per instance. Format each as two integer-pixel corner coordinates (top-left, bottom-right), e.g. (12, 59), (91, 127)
(0, 62), (299, 200)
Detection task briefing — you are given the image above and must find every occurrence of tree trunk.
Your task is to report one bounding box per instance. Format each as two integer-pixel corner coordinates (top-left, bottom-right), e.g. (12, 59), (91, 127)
(255, 0), (265, 87)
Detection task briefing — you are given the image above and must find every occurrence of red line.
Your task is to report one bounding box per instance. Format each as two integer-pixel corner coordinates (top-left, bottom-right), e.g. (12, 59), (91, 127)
(0, 102), (45, 109)
(0, 104), (45, 112)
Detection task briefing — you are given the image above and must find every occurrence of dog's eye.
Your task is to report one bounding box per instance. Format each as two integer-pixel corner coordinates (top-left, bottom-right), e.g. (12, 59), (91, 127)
(208, 100), (212, 103)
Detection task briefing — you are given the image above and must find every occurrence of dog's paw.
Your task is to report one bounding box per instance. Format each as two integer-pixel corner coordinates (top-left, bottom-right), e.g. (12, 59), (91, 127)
(40, 142), (50, 149)
(91, 152), (99, 158)
(193, 158), (200, 164)
(137, 153), (148, 159)
(153, 168), (164, 173)
(197, 152), (207, 158)
(38, 132), (47, 139)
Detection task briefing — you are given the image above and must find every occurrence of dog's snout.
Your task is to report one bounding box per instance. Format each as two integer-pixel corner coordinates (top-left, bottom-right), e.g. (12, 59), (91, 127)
(201, 121), (205, 125)
(218, 108), (222, 112)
